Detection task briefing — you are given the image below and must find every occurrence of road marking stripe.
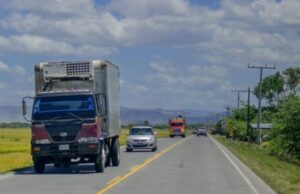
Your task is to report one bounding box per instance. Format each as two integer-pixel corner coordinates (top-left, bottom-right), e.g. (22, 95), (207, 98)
(0, 173), (13, 181)
(106, 176), (122, 185)
(129, 165), (139, 171)
(96, 137), (188, 194)
(210, 136), (260, 194)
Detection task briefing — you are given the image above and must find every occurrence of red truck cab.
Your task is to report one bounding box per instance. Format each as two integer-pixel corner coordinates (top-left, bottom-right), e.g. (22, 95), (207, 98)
(169, 116), (186, 138)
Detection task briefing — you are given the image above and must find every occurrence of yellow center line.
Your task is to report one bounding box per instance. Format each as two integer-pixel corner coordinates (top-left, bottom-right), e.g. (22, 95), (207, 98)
(96, 137), (189, 194)
(106, 176), (122, 185)
(129, 165), (139, 171)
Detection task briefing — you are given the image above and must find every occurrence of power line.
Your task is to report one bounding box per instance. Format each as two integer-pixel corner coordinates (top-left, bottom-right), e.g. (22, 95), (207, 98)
(248, 64), (276, 148)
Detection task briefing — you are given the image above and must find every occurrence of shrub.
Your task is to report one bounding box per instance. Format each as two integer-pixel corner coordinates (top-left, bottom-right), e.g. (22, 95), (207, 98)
(270, 94), (300, 162)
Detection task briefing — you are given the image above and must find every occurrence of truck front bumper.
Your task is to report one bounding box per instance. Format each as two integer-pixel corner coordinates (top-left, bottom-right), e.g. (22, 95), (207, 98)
(31, 143), (100, 158)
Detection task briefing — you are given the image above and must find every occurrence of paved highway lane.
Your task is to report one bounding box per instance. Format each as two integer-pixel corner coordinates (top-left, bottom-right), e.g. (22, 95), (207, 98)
(0, 136), (275, 194)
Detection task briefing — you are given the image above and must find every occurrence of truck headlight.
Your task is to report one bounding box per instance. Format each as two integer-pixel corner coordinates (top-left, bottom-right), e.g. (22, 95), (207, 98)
(78, 137), (99, 143)
(34, 139), (51, 144)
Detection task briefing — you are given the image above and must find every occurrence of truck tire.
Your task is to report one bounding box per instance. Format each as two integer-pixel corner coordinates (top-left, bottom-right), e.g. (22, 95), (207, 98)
(34, 159), (45, 173)
(111, 138), (120, 167)
(95, 147), (105, 173)
(170, 135), (174, 138)
(182, 134), (186, 138)
(126, 147), (132, 152)
(105, 142), (111, 167)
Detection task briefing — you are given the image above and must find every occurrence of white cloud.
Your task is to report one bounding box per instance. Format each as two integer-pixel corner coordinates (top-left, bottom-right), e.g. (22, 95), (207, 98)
(188, 65), (228, 78)
(1, 0), (299, 64)
(0, 61), (10, 72)
(0, 0), (300, 109)
(1, 0), (96, 17)
(144, 60), (234, 109)
(0, 35), (74, 55)
(110, 0), (190, 19)
(0, 82), (5, 90)
(13, 65), (26, 76)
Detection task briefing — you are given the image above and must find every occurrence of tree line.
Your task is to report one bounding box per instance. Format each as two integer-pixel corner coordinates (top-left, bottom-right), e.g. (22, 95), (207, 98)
(216, 67), (300, 164)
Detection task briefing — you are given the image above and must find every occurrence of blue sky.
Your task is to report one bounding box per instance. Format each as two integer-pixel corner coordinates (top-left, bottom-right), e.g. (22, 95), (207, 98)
(0, 0), (299, 111)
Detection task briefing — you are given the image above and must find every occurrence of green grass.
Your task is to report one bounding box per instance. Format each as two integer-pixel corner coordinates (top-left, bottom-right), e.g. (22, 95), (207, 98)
(0, 128), (170, 173)
(214, 135), (300, 194)
(0, 128), (32, 173)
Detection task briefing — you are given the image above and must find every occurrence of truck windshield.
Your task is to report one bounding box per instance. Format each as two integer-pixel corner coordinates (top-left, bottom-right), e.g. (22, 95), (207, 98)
(32, 95), (96, 121)
(130, 128), (153, 135)
(171, 123), (183, 127)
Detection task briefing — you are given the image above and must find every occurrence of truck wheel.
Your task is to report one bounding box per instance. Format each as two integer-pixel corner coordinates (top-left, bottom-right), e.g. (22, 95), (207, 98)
(182, 134), (186, 138)
(95, 147), (105, 173)
(126, 147), (132, 152)
(34, 159), (45, 173)
(170, 135), (173, 138)
(111, 138), (120, 167)
(105, 142), (111, 167)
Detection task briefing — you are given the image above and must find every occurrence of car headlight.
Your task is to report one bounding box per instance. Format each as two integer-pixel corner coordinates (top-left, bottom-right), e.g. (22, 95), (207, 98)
(148, 137), (154, 142)
(78, 137), (99, 143)
(126, 136), (132, 142)
(34, 139), (51, 144)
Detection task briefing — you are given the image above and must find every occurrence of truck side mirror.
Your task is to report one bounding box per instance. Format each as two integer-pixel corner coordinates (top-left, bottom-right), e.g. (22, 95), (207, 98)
(22, 96), (33, 122)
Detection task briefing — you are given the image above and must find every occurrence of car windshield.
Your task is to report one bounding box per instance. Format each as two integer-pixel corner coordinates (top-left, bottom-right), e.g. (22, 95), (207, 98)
(32, 95), (96, 121)
(130, 128), (153, 135)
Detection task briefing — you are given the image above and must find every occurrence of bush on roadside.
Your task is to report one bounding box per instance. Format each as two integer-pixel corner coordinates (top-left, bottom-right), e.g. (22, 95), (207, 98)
(270, 94), (300, 163)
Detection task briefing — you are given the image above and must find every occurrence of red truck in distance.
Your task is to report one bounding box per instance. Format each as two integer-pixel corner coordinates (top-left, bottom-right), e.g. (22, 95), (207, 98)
(169, 115), (186, 138)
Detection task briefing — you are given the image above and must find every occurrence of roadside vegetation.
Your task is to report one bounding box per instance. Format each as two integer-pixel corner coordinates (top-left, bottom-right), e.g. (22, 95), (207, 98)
(212, 67), (300, 194)
(0, 128), (32, 173)
(0, 127), (170, 174)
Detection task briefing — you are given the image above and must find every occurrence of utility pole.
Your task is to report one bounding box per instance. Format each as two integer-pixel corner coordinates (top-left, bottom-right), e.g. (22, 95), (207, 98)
(231, 89), (248, 110)
(247, 87), (252, 142)
(248, 64), (276, 148)
(223, 105), (231, 118)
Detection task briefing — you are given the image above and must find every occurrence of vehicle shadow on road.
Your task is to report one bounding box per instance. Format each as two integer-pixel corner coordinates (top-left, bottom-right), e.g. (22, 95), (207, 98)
(14, 164), (99, 175)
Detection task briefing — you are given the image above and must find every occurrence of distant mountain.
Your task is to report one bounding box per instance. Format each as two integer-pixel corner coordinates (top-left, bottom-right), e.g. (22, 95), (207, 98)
(0, 105), (225, 124)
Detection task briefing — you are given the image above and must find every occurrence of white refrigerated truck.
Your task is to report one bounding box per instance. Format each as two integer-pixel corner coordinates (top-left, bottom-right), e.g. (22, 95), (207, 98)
(22, 60), (121, 173)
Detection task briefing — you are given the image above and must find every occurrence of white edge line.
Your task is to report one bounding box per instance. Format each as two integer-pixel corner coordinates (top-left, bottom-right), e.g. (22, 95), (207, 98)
(0, 173), (13, 181)
(210, 136), (260, 194)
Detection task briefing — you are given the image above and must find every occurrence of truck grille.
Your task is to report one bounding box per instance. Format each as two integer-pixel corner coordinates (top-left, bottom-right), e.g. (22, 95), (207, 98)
(46, 123), (82, 142)
(173, 128), (181, 133)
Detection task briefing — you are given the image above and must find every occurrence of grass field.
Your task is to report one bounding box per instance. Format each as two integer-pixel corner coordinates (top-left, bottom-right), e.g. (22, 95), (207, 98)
(214, 135), (300, 194)
(0, 128), (32, 173)
(0, 128), (170, 174)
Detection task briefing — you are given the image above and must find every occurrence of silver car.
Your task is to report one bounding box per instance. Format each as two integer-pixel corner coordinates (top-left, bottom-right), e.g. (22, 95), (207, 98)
(126, 126), (157, 152)
(197, 127), (208, 136)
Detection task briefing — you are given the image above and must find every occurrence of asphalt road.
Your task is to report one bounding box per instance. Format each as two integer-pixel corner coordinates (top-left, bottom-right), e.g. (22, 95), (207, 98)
(0, 136), (275, 194)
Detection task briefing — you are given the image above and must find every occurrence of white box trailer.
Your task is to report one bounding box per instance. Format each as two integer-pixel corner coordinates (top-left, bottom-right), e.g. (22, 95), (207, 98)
(34, 60), (120, 137)
(23, 60), (121, 173)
